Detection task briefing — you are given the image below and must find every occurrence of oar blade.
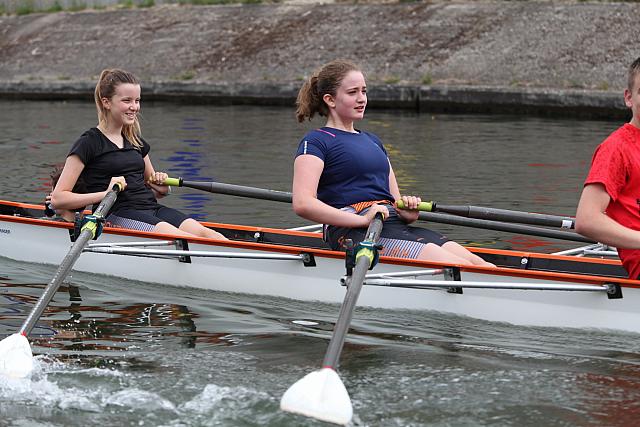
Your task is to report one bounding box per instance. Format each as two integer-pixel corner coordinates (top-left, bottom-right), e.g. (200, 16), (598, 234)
(280, 367), (353, 426)
(0, 333), (33, 378)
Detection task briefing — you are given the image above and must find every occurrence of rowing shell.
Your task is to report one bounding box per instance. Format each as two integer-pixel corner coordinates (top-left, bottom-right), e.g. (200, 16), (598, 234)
(0, 200), (638, 333)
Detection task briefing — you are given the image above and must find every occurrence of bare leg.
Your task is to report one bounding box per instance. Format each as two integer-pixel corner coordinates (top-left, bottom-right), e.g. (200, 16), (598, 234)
(442, 241), (496, 267)
(417, 243), (475, 265)
(152, 221), (195, 237)
(179, 218), (227, 240)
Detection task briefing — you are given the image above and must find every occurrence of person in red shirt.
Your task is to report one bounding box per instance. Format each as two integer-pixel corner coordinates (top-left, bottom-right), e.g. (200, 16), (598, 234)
(576, 56), (640, 278)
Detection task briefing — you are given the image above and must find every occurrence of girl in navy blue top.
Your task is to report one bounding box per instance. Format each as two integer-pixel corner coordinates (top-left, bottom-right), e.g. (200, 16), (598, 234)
(293, 59), (493, 266)
(51, 69), (226, 240)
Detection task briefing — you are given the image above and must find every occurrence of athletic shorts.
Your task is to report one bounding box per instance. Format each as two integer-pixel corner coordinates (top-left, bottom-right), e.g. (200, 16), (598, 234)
(325, 205), (449, 259)
(105, 206), (190, 232)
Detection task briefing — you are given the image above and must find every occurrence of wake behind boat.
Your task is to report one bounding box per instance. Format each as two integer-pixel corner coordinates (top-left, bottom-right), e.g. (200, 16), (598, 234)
(0, 198), (638, 334)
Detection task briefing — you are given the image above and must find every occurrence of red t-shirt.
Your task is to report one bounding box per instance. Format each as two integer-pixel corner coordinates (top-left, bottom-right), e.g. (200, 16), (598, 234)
(585, 123), (640, 278)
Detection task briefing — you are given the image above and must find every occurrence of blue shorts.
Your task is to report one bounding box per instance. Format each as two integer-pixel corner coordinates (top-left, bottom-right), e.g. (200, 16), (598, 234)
(105, 206), (190, 232)
(325, 205), (449, 259)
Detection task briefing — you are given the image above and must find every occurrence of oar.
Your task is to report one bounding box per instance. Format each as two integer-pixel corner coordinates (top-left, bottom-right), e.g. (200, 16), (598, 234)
(397, 200), (575, 229)
(419, 211), (593, 243)
(0, 183), (122, 378)
(280, 214), (384, 425)
(164, 178), (592, 243)
(164, 177), (292, 203)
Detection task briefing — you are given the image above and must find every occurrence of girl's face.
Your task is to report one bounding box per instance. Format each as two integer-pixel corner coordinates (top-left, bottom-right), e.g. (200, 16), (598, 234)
(625, 73), (640, 128)
(102, 83), (141, 127)
(325, 70), (367, 123)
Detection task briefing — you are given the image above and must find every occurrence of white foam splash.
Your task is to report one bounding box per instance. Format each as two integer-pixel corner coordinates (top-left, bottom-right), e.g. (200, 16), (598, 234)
(105, 388), (177, 412)
(181, 383), (269, 414)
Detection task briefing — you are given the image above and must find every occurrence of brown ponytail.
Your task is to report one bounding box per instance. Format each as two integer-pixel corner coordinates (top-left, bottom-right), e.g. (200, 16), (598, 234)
(94, 69), (143, 149)
(295, 59), (361, 123)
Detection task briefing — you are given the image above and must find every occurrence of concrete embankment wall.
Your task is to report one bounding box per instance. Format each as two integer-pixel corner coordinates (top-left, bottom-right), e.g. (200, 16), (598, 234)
(0, 80), (627, 119)
(0, 2), (637, 119)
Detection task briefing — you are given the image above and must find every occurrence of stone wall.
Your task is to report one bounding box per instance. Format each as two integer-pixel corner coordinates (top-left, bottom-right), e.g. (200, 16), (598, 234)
(0, 1), (637, 118)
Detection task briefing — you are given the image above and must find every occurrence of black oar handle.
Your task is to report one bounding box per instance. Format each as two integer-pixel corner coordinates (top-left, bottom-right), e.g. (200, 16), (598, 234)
(322, 214), (384, 370)
(18, 183), (122, 337)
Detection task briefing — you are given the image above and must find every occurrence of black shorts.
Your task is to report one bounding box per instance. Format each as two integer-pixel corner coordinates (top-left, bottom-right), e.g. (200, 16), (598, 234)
(105, 206), (190, 231)
(325, 206), (449, 259)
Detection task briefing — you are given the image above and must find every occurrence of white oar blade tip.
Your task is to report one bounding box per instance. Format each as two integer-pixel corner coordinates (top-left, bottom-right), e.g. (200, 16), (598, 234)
(0, 333), (34, 378)
(280, 367), (353, 426)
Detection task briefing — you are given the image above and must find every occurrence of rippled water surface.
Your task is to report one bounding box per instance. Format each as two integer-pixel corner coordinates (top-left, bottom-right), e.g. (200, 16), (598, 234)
(2, 100), (640, 426)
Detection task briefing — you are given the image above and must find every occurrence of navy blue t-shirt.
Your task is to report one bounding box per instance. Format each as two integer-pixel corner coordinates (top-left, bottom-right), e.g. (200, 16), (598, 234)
(68, 127), (160, 212)
(295, 127), (394, 208)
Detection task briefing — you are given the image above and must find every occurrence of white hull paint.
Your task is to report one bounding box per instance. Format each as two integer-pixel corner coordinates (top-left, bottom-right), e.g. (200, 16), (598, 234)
(1, 208), (638, 333)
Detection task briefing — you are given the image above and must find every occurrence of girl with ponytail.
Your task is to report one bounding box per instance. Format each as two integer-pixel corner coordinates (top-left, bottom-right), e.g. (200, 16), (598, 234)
(292, 59), (492, 266)
(51, 69), (226, 239)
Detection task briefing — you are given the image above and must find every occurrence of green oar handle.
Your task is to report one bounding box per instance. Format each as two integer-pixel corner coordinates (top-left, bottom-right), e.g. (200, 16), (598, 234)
(321, 214), (384, 370)
(395, 200), (434, 211)
(164, 177), (182, 187)
(18, 183), (122, 337)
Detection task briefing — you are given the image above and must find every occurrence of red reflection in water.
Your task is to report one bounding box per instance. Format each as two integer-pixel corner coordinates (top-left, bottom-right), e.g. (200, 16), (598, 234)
(577, 371), (640, 425)
(527, 163), (569, 168)
(505, 235), (564, 253)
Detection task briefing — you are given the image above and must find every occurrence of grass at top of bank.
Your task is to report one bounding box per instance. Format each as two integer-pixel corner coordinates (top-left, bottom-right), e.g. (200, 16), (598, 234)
(3, 0), (266, 16)
(3, 0), (640, 16)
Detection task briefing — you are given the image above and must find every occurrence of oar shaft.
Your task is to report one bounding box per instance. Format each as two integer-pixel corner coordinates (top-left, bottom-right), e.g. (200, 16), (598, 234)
(167, 178), (292, 203)
(398, 200), (575, 229)
(19, 230), (93, 336)
(420, 211), (593, 243)
(18, 186), (120, 337)
(166, 178), (591, 243)
(435, 204), (575, 229)
(322, 216), (384, 369)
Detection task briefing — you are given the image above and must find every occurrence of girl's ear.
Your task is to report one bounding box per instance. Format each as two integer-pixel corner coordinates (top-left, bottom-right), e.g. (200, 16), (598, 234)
(322, 93), (336, 109)
(101, 97), (111, 110)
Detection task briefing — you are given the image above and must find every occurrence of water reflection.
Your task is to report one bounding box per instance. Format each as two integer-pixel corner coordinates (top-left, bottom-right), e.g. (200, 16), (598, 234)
(0, 281), (246, 355)
(0, 100), (621, 250)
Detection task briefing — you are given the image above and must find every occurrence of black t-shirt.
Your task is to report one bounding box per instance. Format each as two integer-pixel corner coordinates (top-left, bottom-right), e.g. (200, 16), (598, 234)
(68, 127), (160, 212)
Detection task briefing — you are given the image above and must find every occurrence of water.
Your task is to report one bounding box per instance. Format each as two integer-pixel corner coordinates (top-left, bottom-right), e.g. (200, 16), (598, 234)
(2, 100), (640, 426)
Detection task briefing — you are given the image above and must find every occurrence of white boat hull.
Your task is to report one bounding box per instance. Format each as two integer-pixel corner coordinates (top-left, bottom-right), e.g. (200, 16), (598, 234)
(1, 207), (638, 333)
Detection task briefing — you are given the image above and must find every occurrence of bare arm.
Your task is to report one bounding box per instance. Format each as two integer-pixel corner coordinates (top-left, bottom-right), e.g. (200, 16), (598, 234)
(575, 183), (640, 248)
(388, 163), (420, 223)
(292, 155), (387, 227)
(143, 155), (169, 196)
(51, 155), (126, 210)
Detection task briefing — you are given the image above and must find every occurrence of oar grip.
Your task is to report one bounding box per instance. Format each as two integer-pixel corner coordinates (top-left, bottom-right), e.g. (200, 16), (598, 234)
(396, 200), (434, 212)
(113, 181), (125, 193)
(164, 177), (183, 187)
